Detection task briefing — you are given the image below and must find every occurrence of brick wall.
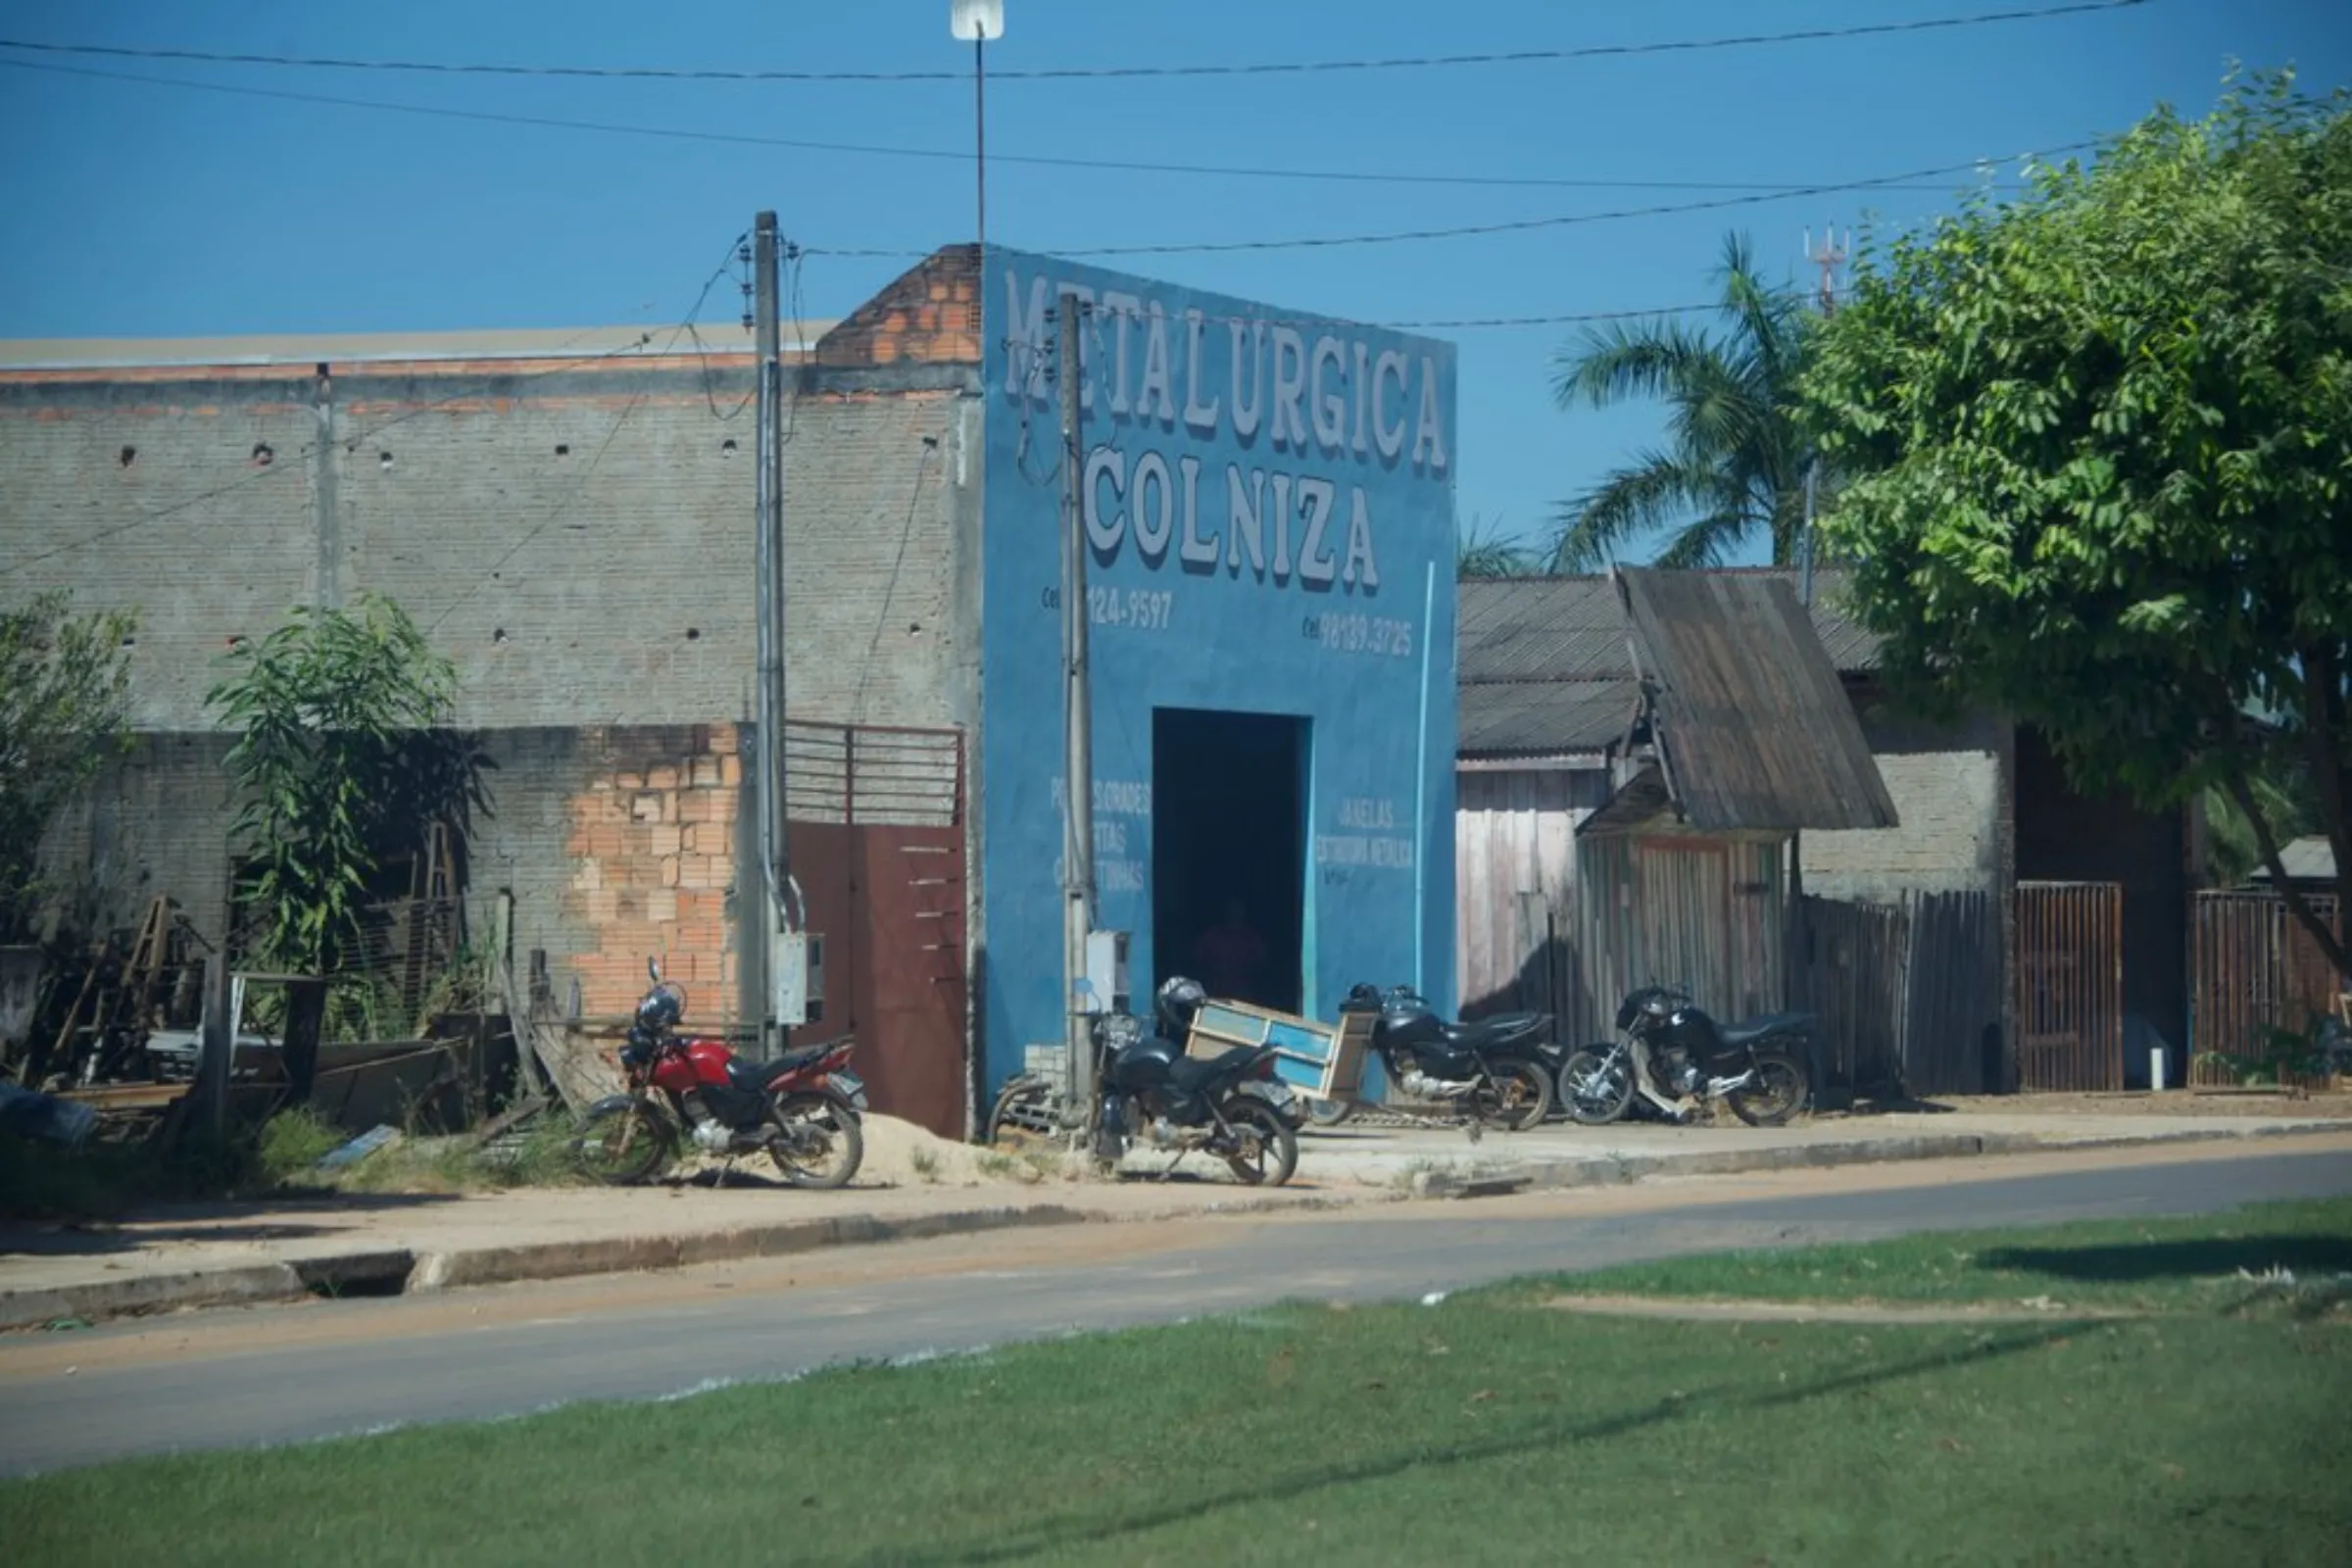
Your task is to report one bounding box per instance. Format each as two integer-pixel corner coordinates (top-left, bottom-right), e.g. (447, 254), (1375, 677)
(1797, 697), (2006, 902)
(35, 723), (755, 1026)
(2, 356), (981, 737)
(813, 247), (980, 369)
(5, 298), (988, 1011)
(36, 734), (240, 942)
(552, 723), (745, 1021)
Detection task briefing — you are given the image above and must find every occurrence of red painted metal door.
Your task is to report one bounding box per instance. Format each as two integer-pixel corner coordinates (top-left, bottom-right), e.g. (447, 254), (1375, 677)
(784, 723), (968, 1138)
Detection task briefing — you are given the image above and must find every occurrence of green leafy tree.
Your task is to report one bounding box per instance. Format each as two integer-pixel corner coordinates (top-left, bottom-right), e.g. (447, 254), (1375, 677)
(206, 593), (489, 981)
(1550, 231), (1818, 570)
(0, 592), (137, 942)
(1799, 69), (2352, 977)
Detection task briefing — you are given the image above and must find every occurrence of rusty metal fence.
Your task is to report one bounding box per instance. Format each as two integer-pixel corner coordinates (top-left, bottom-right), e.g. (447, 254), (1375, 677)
(2190, 891), (2342, 1088)
(1788, 889), (2001, 1099)
(1790, 896), (1908, 1099)
(1900, 890), (2003, 1096)
(2013, 880), (2124, 1092)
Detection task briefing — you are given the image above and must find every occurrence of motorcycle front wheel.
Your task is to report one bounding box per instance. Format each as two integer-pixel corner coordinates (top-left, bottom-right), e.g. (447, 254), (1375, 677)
(984, 1076), (1062, 1153)
(768, 1091), (865, 1189)
(573, 1100), (674, 1186)
(1558, 1048), (1637, 1126)
(1729, 1053), (1810, 1127)
(1218, 1096), (1298, 1187)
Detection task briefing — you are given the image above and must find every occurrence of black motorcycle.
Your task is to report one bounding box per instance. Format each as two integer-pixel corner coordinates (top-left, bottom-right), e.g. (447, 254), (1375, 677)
(1335, 983), (1556, 1132)
(987, 976), (1298, 1187)
(1557, 984), (1813, 1127)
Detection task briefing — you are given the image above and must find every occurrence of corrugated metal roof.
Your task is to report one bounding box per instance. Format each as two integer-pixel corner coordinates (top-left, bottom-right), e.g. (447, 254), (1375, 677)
(1458, 568), (1882, 681)
(1458, 679), (1635, 757)
(2249, 836), (2338, 884)
(1618, 567), (1900, 833)
(1454, 567), (1881, 763)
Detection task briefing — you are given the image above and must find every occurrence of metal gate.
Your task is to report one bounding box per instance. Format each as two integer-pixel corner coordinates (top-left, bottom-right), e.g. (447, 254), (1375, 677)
(2013, 880), (2123, 1091)
(2191, 891), (2342, 1086)
(783, 722), (969, 1138)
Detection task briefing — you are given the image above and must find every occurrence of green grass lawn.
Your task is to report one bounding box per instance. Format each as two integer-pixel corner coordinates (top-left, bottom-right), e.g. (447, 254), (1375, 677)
(6, 1201), (2349, 1566)
(1527, 1196), (2352, 1317)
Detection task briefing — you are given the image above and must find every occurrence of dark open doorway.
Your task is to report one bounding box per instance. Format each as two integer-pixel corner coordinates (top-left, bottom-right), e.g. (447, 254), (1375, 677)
(1152, 708), (1308, 1014)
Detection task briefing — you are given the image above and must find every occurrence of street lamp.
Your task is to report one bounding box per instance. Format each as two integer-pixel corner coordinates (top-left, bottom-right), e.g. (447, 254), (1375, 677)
(950, 1), (1004, 253)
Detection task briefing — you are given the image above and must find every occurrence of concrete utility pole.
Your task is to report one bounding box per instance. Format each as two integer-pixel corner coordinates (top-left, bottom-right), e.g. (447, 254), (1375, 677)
(753, 212), (792, 1051)
(1798, 224), (1846, 610)
(1057, 291), (1098, 1137)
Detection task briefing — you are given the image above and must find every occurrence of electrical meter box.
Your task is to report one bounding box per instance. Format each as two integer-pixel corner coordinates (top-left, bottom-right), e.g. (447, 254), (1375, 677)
(772, 931), (825, 1026)
(1081, 929), (1130, 1016)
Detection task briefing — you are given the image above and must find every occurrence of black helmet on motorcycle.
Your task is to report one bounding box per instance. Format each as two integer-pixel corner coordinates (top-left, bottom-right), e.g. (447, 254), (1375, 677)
(635, 981), (685, 1032)
(1153, 975), (1206, 1039)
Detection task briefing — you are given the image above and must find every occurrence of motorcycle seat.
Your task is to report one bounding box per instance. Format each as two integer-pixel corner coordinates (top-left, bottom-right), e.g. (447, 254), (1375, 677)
(726, 1047), (831, 1097)
(1716, 1012), (1816, 1049)
(1442, 1012), (1547, 1054)
(1166, 1046), (1263, 1094)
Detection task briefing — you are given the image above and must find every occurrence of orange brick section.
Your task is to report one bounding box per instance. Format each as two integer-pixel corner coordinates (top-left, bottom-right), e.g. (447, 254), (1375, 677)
(562, 723), (745, 1019)
(813, 246), (980, 368)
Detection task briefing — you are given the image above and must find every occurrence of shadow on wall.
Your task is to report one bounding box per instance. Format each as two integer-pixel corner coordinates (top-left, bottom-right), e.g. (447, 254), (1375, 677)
(1461, 931), (1597, 1045)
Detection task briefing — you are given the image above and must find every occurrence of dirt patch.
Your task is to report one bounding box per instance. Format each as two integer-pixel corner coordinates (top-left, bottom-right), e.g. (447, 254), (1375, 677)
(1847, 1090), (2352, 1121)
(857, 1115), (1024, 1188)
(1541, 1293), (2142, 1325)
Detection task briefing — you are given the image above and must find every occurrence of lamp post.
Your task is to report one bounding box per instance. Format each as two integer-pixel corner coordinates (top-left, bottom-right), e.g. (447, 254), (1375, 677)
(950, 1), (1004, 252)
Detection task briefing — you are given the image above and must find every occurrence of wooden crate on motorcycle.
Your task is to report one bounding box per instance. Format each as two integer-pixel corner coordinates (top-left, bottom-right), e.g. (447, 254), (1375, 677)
(1184, 1000), (1372, 1102)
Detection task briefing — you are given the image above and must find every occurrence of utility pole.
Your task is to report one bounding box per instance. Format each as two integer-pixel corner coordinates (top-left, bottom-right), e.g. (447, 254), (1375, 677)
(1798, 224), (1846, 609)
(1057, 291), (1097, 1139)
(1804, 223), (1848, 315)
(753, 212), (792, 1053)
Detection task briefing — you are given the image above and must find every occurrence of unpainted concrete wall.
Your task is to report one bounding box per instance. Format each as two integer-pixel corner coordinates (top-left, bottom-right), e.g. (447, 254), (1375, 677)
(8, 346), (983, 1019)
(1798, 697), (2007, 902)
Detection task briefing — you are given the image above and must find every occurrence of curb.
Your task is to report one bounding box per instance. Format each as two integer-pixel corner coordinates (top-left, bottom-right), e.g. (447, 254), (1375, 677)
(404, 1203), (1097, 1291)
(0, 1188), (1367, 1332)
(6, 1121), (2344, 1327)
(1367, 1120), (2352, 1199)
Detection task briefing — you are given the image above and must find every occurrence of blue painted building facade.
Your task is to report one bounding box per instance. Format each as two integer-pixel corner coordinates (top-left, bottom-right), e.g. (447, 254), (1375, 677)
(977, 247), (1459, 1096)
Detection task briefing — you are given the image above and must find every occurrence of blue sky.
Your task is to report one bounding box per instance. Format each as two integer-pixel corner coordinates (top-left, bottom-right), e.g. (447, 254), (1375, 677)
(2, 1), (2345, 565)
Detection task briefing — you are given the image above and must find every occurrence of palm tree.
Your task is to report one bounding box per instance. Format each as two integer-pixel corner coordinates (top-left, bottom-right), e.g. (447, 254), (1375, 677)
(1457, 513), (1541, 578)
(1548, 231), (1816, 571)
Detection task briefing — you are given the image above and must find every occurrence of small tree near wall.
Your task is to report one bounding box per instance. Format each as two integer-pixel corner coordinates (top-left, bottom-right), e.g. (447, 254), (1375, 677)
(0, 592), (136, 943)
(206, 594), (492, 991)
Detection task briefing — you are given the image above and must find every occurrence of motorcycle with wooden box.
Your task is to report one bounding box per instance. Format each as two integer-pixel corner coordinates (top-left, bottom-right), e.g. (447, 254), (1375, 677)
(1332, 983), (1557, 1132)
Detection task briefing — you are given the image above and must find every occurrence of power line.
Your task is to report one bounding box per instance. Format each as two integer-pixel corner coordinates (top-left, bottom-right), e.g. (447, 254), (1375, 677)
(808, 145), (2089, 260)
(0, 56), (2026, 198)
(0, 4), (2149, 82)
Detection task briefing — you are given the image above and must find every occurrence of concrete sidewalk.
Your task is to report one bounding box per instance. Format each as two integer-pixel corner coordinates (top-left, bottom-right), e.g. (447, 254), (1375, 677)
(5, 1103), (2346, 1330)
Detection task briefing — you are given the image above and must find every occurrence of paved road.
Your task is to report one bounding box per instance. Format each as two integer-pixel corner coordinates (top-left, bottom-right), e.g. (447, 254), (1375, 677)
(3, 1140), (2346, 1477)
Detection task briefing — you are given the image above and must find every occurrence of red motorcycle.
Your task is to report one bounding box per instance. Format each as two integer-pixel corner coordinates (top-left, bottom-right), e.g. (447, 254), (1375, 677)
(574, 958), (866, 1189)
